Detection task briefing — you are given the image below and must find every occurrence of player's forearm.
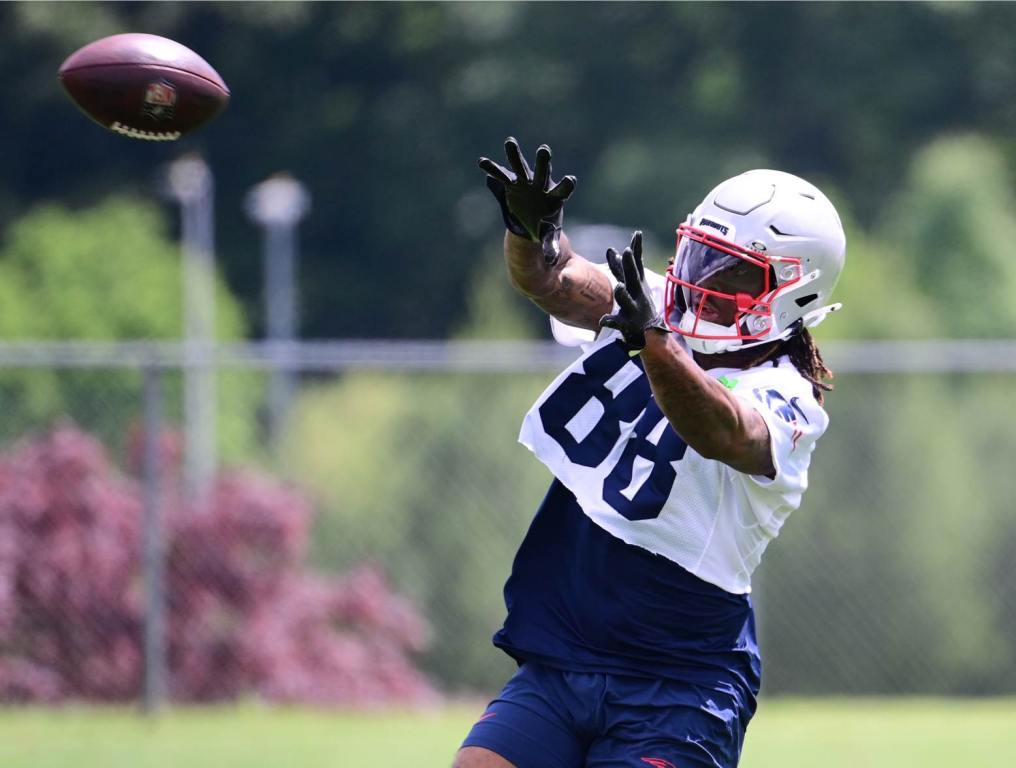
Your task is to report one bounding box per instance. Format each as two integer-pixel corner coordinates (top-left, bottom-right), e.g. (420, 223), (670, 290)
(640, 330), (773, 475)
(504, 231), (613, 332)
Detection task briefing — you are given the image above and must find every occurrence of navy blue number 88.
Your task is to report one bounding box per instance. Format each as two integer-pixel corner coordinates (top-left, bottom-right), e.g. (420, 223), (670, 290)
(538, 341), (686, 520)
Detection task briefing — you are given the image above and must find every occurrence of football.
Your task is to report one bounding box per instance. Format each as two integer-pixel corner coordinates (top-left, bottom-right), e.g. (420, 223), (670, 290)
(58, 33), (230, 141)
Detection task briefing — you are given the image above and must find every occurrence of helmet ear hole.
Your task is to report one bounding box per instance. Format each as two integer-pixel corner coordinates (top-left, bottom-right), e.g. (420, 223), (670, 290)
(795, 293), (818, 308)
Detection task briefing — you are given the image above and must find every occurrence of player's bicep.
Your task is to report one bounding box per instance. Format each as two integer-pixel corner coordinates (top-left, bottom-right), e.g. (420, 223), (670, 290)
(722, 402), (776, 478)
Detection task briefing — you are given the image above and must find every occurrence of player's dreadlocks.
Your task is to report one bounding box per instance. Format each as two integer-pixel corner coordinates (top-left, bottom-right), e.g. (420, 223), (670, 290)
(745, 326), (834, 405)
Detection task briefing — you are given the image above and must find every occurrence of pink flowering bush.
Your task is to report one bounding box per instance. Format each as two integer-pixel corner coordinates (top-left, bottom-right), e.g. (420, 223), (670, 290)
(0, 425), (435, 705)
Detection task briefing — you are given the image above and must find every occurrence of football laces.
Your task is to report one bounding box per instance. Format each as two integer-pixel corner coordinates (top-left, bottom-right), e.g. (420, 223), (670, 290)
(109, 121), (181, 141)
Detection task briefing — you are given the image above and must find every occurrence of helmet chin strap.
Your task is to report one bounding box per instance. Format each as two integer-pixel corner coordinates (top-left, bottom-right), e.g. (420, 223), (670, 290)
(685, 337), (742, 355)
(677, 315), (747, 355)
(685, 333), (776, 355)
(678, 302), (843, 355)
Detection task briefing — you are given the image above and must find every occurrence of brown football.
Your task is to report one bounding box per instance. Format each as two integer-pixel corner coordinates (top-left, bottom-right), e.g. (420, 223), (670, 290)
(58, 33), (230, 141)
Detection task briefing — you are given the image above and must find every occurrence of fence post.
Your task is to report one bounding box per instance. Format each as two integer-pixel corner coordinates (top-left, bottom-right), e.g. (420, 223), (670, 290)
(142, 366), (167, 713)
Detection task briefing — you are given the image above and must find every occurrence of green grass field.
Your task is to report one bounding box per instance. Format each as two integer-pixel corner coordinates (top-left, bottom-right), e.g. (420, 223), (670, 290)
(2, 698), (1014, 767)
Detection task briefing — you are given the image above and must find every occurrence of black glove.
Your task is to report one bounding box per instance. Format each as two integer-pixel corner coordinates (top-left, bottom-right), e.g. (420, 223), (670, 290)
(599, 231), (668, 350)
(478, 137), (576, 265)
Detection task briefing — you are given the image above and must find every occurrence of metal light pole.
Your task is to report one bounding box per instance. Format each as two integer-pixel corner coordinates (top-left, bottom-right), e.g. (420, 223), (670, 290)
(244, 173), (310, 447)
(165, 153), (217, 501)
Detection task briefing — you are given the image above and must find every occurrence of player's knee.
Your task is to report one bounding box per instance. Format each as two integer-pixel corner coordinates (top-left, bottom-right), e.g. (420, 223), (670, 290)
(453, 746), (517, 767)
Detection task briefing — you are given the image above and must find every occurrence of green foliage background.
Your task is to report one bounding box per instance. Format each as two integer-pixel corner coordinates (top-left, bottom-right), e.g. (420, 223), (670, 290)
(279, 258), (550, 690)
(6, 2), (1016, 339)
(2, 2), (1016, 695)
(0, 197), (262, 458)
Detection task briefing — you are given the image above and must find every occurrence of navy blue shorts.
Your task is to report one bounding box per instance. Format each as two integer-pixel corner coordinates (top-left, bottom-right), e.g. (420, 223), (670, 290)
(461, 661), (754, 768)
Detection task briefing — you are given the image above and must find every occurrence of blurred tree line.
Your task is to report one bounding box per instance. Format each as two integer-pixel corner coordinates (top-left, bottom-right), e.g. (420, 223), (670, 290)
(5, 2), (1016, 339)
(2, 2), (1016, 697)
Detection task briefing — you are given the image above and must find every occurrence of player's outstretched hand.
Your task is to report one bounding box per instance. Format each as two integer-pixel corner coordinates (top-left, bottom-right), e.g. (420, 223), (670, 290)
(599, 231), (668, 350)
(478, 137), (576, 265)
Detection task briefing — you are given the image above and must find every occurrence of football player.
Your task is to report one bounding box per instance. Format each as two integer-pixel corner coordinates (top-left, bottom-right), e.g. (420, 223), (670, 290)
(455, 138), (846, 768)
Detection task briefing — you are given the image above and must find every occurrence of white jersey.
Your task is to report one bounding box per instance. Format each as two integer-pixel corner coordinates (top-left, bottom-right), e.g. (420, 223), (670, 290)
(520, 266), (827, 594)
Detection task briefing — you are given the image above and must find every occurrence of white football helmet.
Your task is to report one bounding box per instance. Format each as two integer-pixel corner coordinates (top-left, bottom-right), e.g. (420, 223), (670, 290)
(665, 169), (846, 354)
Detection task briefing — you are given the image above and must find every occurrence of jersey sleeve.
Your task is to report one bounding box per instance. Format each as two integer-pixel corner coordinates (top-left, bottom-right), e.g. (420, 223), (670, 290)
(549, 264), (668, 348)
(730, 365), (829, 498)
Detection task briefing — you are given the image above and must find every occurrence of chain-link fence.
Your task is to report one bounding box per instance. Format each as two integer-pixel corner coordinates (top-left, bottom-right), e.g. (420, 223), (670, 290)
(0, 339), (1014, 707)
